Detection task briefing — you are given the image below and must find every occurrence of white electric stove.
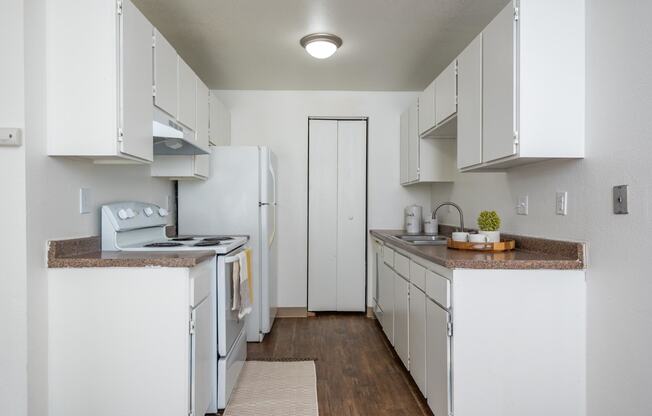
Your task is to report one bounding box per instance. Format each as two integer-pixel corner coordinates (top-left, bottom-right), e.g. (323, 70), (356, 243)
(101, 201), (249, 411)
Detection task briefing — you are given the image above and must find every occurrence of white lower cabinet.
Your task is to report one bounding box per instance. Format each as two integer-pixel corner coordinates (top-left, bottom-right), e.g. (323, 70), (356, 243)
(393, 272), (410, 369)
(426, 296), (451, 416)
(408, 283), (427, 396)
(373, 238), (586, 416)
(48, 259), (216, 416)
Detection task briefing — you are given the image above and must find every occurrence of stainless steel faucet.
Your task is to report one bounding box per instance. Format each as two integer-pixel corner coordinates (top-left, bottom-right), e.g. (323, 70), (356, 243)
(432, 202), (465, 232)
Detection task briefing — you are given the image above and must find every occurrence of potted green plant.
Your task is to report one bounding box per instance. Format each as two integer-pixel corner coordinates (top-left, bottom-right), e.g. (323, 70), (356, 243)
(477, 211), (501, 243)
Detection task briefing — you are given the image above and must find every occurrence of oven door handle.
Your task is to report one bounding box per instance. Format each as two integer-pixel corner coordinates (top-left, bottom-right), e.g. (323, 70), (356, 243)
(224, 246), (248, 264)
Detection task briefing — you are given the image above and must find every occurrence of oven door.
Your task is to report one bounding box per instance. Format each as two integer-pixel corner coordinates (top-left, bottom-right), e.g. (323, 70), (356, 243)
(216, 246), (248, 357)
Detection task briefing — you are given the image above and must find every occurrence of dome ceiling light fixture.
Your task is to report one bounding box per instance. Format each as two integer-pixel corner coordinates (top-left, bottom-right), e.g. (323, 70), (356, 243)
(300, 33), (343, 59)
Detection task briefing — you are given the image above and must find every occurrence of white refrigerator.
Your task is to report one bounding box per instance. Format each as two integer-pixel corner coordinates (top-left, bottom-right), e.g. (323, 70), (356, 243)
(178, 146), (278, 342)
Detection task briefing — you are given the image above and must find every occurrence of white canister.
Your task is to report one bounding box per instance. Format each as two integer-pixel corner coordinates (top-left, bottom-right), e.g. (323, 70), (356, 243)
(424, 217), (438, 235)
(404, 205), (423, 234)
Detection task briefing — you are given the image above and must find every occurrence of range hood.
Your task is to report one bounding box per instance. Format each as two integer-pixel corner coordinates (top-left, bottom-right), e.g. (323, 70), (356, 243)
(153, 107), (208, 156)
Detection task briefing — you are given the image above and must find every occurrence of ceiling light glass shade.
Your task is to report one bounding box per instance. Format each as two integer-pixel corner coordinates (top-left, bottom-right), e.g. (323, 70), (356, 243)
(300, 33), (343, 59)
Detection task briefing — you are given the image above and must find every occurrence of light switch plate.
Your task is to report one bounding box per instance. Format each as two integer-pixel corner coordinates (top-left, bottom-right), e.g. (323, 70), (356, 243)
(0, 128), (22, 146)
(517, 195), (529, 215)
(613, 185), (628, 214)
(79, 188), (92, 214)
(556, 191), (568, 215)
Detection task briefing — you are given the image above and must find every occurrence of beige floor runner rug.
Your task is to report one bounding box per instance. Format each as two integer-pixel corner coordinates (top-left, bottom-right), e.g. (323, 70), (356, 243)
(224, 361), (319, 416)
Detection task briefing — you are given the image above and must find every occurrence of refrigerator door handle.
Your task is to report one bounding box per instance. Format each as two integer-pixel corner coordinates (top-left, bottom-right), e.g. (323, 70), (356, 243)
(268, 151), (277, 247)
(269, 204), (276, 247)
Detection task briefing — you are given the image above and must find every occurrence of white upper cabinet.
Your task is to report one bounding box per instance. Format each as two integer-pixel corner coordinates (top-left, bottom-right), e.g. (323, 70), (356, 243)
(399, 109), (409, 184)
(209, 92), (232, 146)
(418, 80), (436, 136)
(482, 2), (516, 164)
(401, 100), (456, 185)
(47, 0), (154, 163)
(153, 29), (178, 118)
(467, 0), (585, 170)
(119, 0), (154, 162)
(177, 58), (197, 131)
(435, 60), (457, 126)
(196, 79), (210, 152)
(151, 146), (212, 181)
(407, 102), (420, 183)
(457, 33), (483, 169)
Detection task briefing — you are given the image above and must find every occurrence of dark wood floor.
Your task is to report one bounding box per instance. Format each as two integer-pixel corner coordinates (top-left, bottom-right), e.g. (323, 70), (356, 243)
(247, 313), (432, 416)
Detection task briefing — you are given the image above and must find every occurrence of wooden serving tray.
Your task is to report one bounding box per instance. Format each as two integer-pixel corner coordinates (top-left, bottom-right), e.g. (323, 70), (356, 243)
(447, 238), (516, 252)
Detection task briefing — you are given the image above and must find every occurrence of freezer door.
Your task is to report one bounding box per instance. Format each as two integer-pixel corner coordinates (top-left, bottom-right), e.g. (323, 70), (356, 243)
(179, 146), (260, 236)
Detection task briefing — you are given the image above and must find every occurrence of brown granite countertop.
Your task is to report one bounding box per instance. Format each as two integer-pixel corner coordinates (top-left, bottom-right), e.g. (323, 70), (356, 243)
(48, 236), (214, 268)
(370, 229), (585, 270)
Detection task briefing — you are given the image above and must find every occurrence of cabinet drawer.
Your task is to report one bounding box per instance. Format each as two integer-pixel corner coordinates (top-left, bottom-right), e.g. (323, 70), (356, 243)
(394, 253), (409, 277)
(425, 269), (450, 308)
(383, 246), (394, 267)
(409, 261), (426, 292)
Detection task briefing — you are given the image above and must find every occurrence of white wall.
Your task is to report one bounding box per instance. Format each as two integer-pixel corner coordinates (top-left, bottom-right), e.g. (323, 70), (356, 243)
(22, 1), (175, 414)
(215, 91), (432, 307)
(433, 0), (652, 413)
(0, 0), (28, 415)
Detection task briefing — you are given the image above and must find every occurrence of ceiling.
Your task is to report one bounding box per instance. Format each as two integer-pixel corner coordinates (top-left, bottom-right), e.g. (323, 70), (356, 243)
(133, 0), (509, 91)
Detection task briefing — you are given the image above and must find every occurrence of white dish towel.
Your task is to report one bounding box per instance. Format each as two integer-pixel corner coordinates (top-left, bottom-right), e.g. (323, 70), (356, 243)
(232, 249), (253, 319)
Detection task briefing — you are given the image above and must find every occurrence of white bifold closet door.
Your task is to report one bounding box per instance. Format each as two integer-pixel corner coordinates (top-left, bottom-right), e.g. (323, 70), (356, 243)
(308, 119), (366, 312)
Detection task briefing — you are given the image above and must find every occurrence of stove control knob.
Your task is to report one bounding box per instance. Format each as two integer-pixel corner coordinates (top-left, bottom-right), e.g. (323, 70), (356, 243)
(126, 208), (136, 218)
(117, 209), (129, 220)
(143, 207), (154, 217)
(158, 208), (169, 217)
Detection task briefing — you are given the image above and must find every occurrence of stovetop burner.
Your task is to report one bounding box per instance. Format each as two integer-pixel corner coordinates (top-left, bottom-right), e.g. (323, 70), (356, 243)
(144, 242), (184, 248)
(194, 241), (222, 247)
(201, 237), (233, 242)
(170, 237), (195, 241)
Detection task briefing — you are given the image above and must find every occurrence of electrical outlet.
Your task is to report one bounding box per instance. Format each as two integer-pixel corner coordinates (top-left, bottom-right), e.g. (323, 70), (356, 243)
(556, 191), (568, 215)
(79, 188), (92, 214)
(517, 195), (528, 215)
(0, 128), (21, 146)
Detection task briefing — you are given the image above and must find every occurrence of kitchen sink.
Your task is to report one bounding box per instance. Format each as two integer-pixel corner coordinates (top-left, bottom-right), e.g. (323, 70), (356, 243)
(392, 234), (448, 246)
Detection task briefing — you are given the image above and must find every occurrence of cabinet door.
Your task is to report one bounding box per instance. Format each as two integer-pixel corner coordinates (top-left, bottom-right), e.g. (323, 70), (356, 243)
(409, 285), (427, 396)
(209, 92), (231, 146)
(193, 148), (211, 179)
(482, 0), (516, 163)
(418, 80), (436, 135)
(435, 60), (457, 125)
(195, 79), (210, 152)
(426, 299), (451, 416)
(394, 273), (409, 369)
(153, 29), (177, 118)
(400, 109), (409, 184)
(177, 57), (197, 131)
(378, 260), (394, 344)
(457, 33), (483, 169)
(119, 0), (154, 162)
(371, 240), (381, 304)
(191, 297), (213, 416)
(407, 101), (420, 182)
